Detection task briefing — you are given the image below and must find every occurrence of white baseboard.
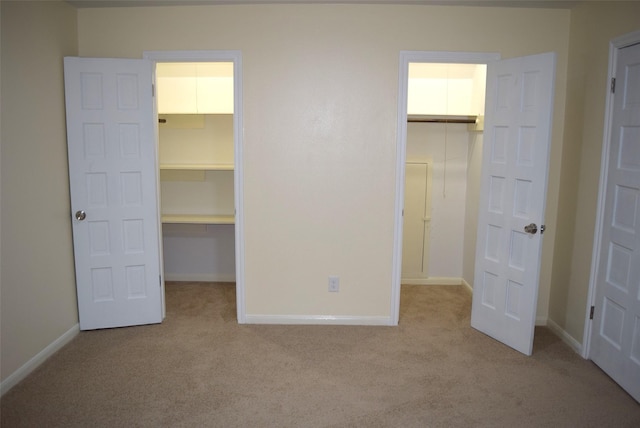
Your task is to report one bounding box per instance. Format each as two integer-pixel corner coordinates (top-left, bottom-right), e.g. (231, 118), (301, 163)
(164, 273), (236, 282)
(546, 318), (583, 355)
(401, 277), (464, 286)
(536, 316), (547, 326)
(461, 279), (473, 293)
(1, 323), (79, 396)
(244, 314), (392, 326)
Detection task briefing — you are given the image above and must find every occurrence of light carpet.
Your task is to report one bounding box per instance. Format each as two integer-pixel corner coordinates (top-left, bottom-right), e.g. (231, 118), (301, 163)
(1, 282), (639, 427)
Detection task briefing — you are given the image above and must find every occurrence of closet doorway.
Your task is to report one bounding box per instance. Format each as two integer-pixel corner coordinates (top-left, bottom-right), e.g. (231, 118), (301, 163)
(144, 50), (246, 323)
(64, 51), (245, 330)
(401, 61), (487, 287)
(395, 51), (557, 356)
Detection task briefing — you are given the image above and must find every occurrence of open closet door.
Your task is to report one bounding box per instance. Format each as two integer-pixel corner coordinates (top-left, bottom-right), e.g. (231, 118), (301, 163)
(471, 52), (556, 356)
(64, 57), (163, 330)
(589, 41), (640, 403)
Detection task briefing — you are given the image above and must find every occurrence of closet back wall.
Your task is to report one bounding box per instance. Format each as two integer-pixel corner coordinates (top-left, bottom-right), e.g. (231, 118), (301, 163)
(163, 224), (236, 282)
(159, 114), (236, 282)
(406, 122), (480, 283)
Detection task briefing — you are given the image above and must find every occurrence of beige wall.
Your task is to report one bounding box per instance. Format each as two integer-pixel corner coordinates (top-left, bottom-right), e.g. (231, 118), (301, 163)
(77, 4), (570, 318)
(549, 2), (640, 344)
(0, 1), (78, 382)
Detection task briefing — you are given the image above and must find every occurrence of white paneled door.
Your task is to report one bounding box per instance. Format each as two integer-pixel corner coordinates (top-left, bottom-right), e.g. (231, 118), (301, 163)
(471, 53), (556, 356)
(64, 57), (163, 330)
(590, 42), (640, 402)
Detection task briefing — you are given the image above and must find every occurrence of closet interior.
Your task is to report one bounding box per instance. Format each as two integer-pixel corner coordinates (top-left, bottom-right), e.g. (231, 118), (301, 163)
(155, 62), (236, 282)
(402, 62), (487, 285)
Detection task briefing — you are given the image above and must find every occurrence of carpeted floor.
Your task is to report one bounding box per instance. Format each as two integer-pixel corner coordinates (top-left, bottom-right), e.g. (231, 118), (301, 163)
(1, 282), (639, 427)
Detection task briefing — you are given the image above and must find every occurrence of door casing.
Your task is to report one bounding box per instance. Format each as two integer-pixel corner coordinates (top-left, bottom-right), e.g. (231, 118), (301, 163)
(392, 51), (500, 324)
(143, 50), (246, 323)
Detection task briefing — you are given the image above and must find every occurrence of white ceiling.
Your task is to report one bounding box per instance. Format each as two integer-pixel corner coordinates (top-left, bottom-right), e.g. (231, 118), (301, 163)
(67, 0), (584, 9)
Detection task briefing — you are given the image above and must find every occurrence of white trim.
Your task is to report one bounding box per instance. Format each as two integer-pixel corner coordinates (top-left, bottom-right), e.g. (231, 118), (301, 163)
(547, 318), (583, 355)
(143, 50), (246, 324)
(583, 30), (640, 360)
(392, 51), (500, 326)
(164, 273), (236, 283)
(610, 29), (640, 48)
(233, 53), (246, 323)
(535, 316), (547, 326)
(1, 324), (80, 396)
(244, 315), (392, 326)
(461, 278), (473, 293)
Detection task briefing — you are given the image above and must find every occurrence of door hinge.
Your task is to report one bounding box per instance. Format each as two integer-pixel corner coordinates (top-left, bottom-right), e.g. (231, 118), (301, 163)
(152, 83), (155, 97)
(590, 305), (595, 320)
(159, 275), (162, 287)
(611, 77), (616, 94)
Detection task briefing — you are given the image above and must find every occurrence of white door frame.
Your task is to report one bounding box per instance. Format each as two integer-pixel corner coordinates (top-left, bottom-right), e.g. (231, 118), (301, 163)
(391, 51), (500, 325)
(143, 50), (246, 323)
(583, 30), (640, 359)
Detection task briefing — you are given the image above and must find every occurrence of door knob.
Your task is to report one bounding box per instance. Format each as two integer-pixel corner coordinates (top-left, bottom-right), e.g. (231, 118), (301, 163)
(75, 210), (86, 221)
(524, 223), (537, 234)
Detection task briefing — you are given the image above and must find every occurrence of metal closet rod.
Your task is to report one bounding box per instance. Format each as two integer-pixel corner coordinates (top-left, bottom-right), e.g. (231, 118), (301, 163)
(407, 115), (477, 124)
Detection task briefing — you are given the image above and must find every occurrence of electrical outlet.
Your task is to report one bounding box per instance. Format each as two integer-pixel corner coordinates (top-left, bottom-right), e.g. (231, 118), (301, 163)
(328, 276), (340, 292)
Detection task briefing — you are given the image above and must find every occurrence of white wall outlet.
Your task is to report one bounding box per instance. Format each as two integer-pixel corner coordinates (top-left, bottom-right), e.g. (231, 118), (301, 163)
(328, 276), (340, 292)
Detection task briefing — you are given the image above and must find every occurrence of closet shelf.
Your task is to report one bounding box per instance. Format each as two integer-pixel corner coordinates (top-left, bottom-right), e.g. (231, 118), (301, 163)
(407, 114), (477, 124)
(161, 214), (235, 225)
(159, 164), (234, 171)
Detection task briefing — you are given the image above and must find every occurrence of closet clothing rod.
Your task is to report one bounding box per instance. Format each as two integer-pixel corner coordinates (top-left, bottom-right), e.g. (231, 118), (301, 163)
(407, 115), (477, 124)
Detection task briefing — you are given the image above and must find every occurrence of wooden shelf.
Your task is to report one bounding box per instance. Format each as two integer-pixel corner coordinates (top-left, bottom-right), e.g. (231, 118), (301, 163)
(407, 114), (477, 124)
(159, 164), (234, 171)
(161, 214), (235, 225)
